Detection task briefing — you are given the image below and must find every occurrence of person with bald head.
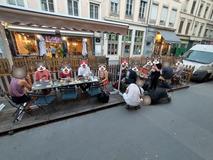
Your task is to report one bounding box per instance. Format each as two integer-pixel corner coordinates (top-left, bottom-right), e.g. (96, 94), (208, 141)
(123, 78), (145, 109)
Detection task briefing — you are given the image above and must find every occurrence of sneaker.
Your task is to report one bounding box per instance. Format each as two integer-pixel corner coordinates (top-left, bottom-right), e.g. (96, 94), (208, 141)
(167, 94), (172, 102)
(126, 105), (130, 109)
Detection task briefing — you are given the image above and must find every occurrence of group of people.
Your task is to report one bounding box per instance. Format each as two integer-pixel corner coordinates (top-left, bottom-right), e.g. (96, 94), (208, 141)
(120, 57), (185, 109)
(9, 60), (109, 112)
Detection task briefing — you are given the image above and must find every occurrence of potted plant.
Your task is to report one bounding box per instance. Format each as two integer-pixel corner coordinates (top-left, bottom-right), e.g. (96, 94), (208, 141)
(24, 44), (37, 55)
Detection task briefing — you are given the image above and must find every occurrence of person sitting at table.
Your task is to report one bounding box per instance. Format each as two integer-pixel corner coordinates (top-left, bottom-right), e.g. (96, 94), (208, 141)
(116, 58), (129, 81)
(9, 65), (37, 112)
(34, 60), (52, 95)
(78, 59), (91, 92)
(98, 63), (109, 85)
(158, 65), (173, 88)
(125, 63), (139, 84)
(173, 57), (185, 79)
(60, 62), (72, 81)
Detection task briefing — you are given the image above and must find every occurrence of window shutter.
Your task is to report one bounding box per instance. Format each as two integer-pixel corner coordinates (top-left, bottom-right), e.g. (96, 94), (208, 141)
(170, 9), (177, 23)
(161, 7), (168, 21)
(151, 4), (158, 20)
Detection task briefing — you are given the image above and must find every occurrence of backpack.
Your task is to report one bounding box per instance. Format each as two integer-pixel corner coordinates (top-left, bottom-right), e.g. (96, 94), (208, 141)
(97, 90), (109, 103)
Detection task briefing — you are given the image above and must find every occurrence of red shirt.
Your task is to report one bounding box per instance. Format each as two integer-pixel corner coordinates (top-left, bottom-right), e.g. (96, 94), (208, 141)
(60, 72), (72, 79)
(34, 70), (51, 81)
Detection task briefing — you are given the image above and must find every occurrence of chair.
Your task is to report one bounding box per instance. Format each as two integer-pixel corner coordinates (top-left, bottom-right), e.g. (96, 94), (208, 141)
(58, 86), (79, 113)
(0, 89), (33, 123)
(27, 92), (57, 120)
(106, 72), (114, 90)
(86, 83), (102, 107)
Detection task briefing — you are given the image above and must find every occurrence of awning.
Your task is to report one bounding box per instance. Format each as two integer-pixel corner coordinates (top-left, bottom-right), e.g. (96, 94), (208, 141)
(158, 30), (181, 44)
(0, 4), (128, 35)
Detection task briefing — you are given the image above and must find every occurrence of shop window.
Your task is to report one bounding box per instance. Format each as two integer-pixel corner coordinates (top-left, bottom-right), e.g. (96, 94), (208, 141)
(13, 32), (38, 56)
(7, 0), (24, 6)
(124, 45), (131, 55)
(191, 0), (197, 15)
(180, 44), (187, 48)
(41, 0), (54, 12)
(160, 6), (168, 25)
(108, 44), (118, 55)
(139, 0), (147, 20)
(150, 3), (158, 23)
(178, 19), (185, 34)
(122, 29), (132, 42)
(67, 37), (92, 55)
(108, 34), (118, 55)
(90, 3), (99, 19)
(169, 9), (177, 26)
(203, 4), (210, 18)
(133, 31), (143, 55)
(126, 0), (134, 17)
(133, 45), (141, 55)
(110, 0), (119, 14)
(68, 0), (79, 16)
(185, 21), (191, 35)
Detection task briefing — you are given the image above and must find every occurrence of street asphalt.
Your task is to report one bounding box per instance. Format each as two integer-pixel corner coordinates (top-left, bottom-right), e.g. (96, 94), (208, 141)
(0, 81), (213, 160)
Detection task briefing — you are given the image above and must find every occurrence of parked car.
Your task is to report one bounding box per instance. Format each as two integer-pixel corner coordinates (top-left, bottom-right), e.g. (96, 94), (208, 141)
(182, 44), (213, 82)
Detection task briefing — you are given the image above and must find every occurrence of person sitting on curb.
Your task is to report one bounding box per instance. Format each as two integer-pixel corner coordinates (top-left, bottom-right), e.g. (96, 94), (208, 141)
(123, 78), (145, 110)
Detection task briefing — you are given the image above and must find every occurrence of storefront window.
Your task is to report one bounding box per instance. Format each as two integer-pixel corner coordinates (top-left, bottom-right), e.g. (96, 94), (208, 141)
(66, 37), (92, 55)
(125, 45), (130, 54)
(14, 32), (38, 56)
(133, 30), (143, 55)
(108, 34), (119, 55)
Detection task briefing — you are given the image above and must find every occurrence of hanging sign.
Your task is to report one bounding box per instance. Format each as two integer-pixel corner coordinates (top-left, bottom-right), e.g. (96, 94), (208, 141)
(45, 36), (62, 43)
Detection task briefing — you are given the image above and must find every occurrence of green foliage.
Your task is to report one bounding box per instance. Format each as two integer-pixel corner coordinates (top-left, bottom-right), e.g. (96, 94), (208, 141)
(73, 47), (77, 52)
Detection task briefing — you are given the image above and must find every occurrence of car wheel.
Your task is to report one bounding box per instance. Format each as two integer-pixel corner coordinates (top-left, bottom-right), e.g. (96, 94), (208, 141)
(201, 74), (210, 82)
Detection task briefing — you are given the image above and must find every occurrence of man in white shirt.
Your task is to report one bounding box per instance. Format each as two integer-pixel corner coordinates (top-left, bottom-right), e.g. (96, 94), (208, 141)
(123, 79), (144, 110)
(78, 64), (91, 92)
(174, 63), (184, 78)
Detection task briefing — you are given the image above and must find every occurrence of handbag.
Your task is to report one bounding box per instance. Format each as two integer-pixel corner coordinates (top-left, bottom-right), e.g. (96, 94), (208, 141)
(97, 90), (109, 103)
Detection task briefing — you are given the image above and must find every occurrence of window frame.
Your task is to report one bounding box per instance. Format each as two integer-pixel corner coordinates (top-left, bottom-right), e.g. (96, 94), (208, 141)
(190, 0), (197, 14)
(185, 20), (191, 35)
(169, 9), (177, 26)
(198, 3), (204, 17)
(110, 1), (119, 15)
(160, 6), (168, 25)
(203, 4), (210, 18)
(41, 0), (55, 12)
(133, 30), (144, 55)
(7, 0), (24, 7)
(150, 3), (158, 23)
(67, 0), (79, 16)
(126, 0), (134, 17)
(139, 0), (147, 20)
(178, 19), (185, 34)
(198, 24), (204, 36)
(90, 3), (99, 19)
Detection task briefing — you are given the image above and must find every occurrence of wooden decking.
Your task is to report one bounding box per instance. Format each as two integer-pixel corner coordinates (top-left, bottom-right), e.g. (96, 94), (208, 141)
(0, 91), (124, 135)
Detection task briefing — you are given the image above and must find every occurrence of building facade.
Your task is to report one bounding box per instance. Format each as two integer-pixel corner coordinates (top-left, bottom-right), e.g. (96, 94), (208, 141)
(177, 0), (213, 55)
